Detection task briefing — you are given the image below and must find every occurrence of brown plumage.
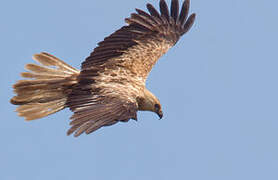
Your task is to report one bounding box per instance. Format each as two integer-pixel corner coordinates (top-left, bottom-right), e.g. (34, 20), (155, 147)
(11, 0), (196, 137)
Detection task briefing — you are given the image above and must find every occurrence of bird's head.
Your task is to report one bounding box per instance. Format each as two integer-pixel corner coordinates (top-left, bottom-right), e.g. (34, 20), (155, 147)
(137, 88), (163, 119)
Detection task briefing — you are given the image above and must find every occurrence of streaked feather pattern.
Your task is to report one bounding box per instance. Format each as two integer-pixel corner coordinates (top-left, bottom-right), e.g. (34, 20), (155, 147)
(11, 0), (196, 136)
(67, 0), (195, 136)
(11, 53), (79, 120)
(67, 101), (137, 137)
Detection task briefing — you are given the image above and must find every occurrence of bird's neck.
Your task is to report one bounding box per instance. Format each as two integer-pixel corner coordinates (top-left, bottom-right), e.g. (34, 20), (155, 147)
(137, 88), (157, 112)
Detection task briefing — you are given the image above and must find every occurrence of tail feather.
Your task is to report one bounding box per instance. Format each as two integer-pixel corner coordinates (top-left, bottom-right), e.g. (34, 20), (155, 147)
(24, 64), (70, 76)
(16, 99), (66, 121)
(21, 72), (68, 79)
(33, 53), (79, 74)
(11, 52), (80, 121)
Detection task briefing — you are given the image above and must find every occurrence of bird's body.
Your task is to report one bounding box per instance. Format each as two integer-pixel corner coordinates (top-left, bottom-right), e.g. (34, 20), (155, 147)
(11, 0), (196, 137)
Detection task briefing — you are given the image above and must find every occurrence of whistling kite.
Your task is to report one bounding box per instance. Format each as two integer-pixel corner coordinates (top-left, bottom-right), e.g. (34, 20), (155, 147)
(11, 0), (196, 137)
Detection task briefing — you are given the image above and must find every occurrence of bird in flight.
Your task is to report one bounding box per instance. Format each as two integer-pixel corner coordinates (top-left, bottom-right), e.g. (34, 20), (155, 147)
(11, 0), (196, 137)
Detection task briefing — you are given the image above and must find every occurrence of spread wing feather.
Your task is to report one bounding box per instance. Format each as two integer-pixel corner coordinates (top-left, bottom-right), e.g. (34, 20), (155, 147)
(160, 0), (170, 21)
(171, 0), (179, 22)
(81, 0), (195, 74)
(67, 100), (137, 137)
(67, 0), (195, 136)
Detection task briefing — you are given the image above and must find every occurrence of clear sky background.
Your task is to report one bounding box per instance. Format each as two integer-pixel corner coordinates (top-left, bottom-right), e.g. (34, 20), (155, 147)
(1, 0), (277, 179)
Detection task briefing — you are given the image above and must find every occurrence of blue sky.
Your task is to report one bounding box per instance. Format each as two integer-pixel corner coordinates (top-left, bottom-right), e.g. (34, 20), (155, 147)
(1, 0), (278, 179)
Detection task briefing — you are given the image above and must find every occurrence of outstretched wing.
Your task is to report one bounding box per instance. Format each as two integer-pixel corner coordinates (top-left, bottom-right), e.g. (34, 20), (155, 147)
(67, 0), (196, 137)
(67, 99), (137, 137)
(81, 0), (196, 81)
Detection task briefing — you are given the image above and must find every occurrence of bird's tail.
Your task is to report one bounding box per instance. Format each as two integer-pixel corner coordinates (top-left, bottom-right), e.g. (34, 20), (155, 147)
(10, 52), (80, 120)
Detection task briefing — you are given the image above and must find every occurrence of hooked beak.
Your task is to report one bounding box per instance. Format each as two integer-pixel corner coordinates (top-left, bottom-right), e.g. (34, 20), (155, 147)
(157, 111), (163, 120)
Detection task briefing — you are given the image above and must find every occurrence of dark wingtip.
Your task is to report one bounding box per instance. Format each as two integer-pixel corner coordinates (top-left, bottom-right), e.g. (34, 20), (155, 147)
(171, 0), (179, 22)
(147, 3), (161, 19)
(179, 0), (190, 25)
(159, 0), (170, 21)
(127, 0), (195, 39)
(182, 13), (196, 35)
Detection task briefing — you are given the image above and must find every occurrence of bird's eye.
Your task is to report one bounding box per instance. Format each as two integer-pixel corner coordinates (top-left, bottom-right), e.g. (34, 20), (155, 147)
(154, 104), (160, 110)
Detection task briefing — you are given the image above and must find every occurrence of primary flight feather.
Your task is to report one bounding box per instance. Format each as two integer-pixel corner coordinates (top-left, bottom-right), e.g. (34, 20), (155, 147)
(11, 0), (196, 137)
